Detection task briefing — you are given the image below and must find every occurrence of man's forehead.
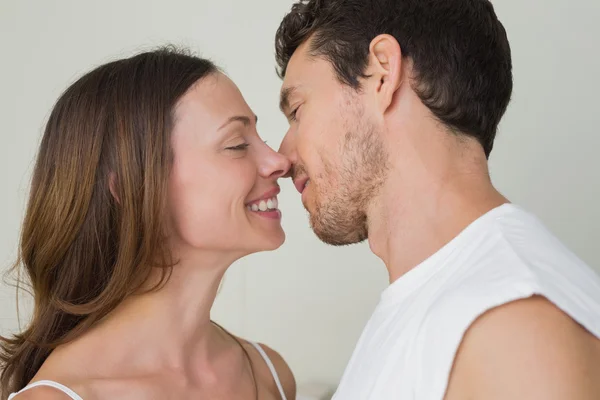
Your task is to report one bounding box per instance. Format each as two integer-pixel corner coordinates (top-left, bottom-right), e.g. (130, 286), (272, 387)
(279, 40), (338, 112)
(285, 38), (320, 81)
(280, 47), (310, 111)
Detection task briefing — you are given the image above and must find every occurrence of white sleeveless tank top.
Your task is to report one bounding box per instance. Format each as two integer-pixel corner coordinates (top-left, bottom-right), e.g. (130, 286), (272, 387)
(9, 342), (287, 400)
(333, 204), (600, 399)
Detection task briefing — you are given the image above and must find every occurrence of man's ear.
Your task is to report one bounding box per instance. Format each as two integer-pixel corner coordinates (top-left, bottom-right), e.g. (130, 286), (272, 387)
(365, 34), (404, 113)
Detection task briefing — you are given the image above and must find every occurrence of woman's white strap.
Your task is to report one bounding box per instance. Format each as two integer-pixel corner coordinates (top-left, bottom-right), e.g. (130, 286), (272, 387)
(249, 342), (287, 400)
(8, 380), (83, 400)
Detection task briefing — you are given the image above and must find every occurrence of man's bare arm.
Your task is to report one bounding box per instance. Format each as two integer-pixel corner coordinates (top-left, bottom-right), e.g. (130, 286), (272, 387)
(445, 295), (600, 400)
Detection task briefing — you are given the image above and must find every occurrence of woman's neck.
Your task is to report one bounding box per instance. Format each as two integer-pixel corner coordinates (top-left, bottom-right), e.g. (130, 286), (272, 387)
(49, 252), (241, 381)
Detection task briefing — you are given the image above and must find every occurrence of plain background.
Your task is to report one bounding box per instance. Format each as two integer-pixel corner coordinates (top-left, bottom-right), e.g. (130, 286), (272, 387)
(1, 0), (598, 389)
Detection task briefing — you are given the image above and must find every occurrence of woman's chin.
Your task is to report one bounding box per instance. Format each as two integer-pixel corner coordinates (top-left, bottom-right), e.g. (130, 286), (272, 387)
(246, 231), (286, 254)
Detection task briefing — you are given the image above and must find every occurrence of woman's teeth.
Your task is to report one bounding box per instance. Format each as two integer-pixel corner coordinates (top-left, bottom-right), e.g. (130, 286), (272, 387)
(247, 197), (278, 212)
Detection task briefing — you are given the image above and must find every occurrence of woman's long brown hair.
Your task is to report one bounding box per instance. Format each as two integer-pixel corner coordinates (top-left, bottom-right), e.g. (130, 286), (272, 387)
(0, 47), (217, 398)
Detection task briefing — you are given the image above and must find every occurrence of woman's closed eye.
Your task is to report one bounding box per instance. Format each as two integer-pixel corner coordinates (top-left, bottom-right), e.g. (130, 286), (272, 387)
(226, 143), (250, 151)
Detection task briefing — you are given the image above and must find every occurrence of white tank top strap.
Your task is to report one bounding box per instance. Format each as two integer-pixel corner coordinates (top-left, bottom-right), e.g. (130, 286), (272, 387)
(8, 380), (83, 400)
(248, 341), (287, 400)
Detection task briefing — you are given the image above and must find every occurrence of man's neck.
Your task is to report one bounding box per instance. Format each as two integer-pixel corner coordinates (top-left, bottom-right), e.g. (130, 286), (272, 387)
(367, 147), (507, 283)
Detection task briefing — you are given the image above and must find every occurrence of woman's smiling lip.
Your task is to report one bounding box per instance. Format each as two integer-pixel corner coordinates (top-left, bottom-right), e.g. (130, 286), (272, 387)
(245, 186), (281, 205)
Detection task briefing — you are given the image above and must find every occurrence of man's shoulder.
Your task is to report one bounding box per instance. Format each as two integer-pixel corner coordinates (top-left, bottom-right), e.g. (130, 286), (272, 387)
(445, 295), (600, 399)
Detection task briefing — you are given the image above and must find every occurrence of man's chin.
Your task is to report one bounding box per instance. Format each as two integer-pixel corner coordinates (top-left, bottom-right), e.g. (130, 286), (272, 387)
(309, 214), (367, 247)
(301, 195), (315, 215)
(314, 229), (365, 247)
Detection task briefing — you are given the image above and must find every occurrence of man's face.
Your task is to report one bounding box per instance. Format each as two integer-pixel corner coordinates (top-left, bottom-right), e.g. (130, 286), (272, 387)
(278, 40), (389, 245)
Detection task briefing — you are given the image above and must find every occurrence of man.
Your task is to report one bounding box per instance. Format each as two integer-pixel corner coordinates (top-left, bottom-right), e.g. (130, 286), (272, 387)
(275, 0), (600, 399)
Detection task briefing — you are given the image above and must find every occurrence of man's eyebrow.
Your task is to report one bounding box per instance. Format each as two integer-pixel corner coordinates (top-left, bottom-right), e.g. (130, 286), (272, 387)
(218, 115), (258, 130)
(279, 86), (298, 114)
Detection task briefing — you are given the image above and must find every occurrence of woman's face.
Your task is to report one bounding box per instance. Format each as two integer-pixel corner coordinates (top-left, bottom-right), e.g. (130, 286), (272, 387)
(168, 73), (290, 259)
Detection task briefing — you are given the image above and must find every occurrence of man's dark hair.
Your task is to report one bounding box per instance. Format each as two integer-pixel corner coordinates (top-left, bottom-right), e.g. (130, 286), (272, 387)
(275, 0), (513, 157)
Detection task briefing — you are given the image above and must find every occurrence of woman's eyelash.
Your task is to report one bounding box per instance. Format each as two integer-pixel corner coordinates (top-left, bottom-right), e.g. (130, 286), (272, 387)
(226, 143), (250, 151)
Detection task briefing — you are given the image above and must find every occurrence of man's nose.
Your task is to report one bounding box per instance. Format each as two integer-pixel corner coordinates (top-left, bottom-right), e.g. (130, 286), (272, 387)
(278, 133), (296, 179)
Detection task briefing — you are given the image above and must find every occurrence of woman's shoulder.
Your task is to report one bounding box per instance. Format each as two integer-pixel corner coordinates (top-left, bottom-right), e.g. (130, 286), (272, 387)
(8, 382), (81, 400)
(242, 340), (297, 400)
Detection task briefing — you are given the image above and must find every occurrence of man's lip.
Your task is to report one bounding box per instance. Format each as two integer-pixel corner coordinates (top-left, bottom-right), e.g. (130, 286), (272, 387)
(245, 187), (281, 205)
(293, 177), (309, 194)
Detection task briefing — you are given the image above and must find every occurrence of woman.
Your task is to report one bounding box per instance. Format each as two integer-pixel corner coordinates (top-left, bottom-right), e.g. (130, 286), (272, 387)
(1, 47), (295, 399)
